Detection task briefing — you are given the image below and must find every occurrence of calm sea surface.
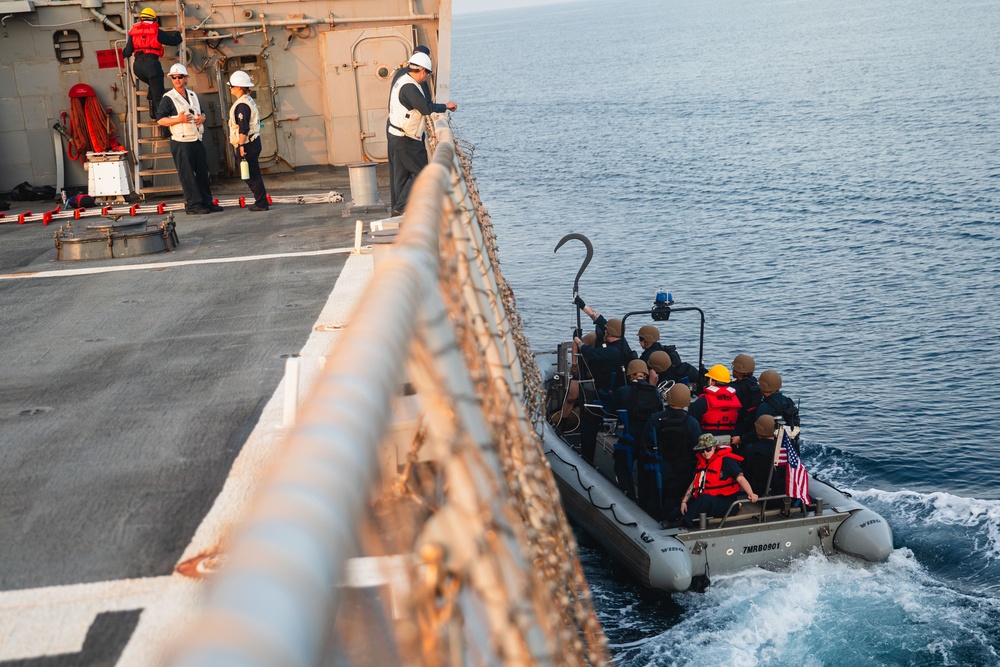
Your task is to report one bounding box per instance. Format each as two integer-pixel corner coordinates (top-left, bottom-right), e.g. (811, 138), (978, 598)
(453, 0), (1000, 664)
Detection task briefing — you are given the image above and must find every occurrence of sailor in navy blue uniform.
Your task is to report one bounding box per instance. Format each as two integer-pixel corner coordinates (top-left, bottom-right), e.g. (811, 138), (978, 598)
(728, 353), (762, 449)
(755, 369), (801, 453)
(227, 70), (270, 211)
(638, 383), (701, 521)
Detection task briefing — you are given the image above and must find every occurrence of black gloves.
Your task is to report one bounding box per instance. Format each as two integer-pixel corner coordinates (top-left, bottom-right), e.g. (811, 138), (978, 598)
(573, 328), (583, 340)
(574, 295), (586, 310)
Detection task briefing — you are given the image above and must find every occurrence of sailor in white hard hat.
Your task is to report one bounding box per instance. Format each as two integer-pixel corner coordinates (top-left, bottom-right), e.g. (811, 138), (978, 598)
(386, 51), (458, 216)
(386, 46), (434, 209)
(228, 70), (270, 211)
(157, 63), (221, 214)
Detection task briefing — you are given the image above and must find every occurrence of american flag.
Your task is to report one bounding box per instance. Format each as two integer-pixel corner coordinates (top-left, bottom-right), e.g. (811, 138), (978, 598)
(776, 427), (811, 504)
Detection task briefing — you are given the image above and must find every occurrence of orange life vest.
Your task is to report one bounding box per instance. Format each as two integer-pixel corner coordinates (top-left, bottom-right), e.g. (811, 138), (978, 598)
(130, 21), (163, 57)
(692, 448), (743, 498)
(699, 385), (741, 433)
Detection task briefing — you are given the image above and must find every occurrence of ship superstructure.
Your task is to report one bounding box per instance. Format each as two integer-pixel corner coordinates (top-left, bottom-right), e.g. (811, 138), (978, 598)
(0, 0), (450, 198)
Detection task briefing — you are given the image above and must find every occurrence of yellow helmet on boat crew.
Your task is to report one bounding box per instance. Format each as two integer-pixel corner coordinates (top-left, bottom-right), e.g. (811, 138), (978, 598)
(139, 7), (157, 19)
(705, 364), (731, 384)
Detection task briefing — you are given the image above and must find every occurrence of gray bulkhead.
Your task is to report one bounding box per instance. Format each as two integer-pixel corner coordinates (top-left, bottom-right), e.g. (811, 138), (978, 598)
(0, 0), (448, 191)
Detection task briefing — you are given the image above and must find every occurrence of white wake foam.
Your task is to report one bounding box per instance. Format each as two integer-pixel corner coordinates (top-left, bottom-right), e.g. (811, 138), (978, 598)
(611, 548), (1000, 666)
(851, 487), (1000, 560)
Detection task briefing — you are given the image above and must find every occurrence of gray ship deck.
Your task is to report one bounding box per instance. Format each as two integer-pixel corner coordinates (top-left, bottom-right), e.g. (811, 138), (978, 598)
(0, 167), (388, 664)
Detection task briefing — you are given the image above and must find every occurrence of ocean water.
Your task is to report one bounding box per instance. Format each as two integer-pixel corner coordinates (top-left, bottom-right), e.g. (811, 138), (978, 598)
(451, 0), (1000, 664)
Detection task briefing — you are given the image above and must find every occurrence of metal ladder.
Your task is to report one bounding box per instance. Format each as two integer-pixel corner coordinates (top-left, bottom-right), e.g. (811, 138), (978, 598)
(122, 0), (187, 201)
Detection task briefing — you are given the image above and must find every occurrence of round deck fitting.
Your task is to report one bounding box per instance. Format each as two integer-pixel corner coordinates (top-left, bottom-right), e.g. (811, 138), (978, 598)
(54, 214), (179, 261)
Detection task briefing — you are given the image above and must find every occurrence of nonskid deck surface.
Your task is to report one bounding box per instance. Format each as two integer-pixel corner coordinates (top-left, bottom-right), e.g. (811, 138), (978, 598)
(0, 168), (388, 663)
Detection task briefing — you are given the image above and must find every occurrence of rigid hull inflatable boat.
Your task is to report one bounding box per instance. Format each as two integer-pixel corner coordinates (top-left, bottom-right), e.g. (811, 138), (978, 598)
(538, 235), (892, 592)
(539, 403), (893, 592)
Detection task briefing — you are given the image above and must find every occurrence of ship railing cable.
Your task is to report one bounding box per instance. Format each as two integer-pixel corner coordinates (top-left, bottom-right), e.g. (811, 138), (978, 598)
(167, 116), (609, 666)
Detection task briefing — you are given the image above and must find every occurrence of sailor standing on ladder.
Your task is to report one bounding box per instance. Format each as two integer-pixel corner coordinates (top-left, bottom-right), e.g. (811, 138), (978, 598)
(386, 52), (457, 216)
(122, 8), (182, 122)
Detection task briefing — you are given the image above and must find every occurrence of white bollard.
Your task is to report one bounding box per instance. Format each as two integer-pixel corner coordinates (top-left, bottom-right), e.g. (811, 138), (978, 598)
(354, 219), (363, 254)
(283, 355), (301, 427)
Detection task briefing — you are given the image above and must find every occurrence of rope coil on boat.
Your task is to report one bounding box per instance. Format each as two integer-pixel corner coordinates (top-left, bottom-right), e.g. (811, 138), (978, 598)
(544, 448), (640, 528)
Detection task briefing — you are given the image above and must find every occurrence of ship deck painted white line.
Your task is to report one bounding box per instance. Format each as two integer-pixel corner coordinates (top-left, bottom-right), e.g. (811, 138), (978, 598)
(0, 169), (382, 664)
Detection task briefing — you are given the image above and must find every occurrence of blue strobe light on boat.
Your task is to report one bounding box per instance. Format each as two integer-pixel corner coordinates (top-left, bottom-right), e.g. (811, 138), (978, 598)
(653, 290), (673, 321)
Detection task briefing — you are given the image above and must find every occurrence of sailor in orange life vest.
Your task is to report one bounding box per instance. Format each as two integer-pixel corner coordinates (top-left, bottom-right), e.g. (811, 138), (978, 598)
(680, 433), (758, 527)
(688, 363), (743, 435)
(122, 8), (182, 121)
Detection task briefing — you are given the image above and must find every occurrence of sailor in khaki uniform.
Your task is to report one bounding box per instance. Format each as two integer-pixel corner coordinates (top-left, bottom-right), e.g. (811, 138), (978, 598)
(157, 63), (220, 214)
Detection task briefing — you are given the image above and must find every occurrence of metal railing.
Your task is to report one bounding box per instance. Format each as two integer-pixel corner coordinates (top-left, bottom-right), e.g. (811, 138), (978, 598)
(166, 119), (609, 666)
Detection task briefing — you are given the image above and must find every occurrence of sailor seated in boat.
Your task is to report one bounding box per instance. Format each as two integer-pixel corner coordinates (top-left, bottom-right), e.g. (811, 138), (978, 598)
(679, 434), (758, 528)
(689, 364), (743, 436)
(637, 383), (700, 522)
(735, 414), (787, 498)
(756, 370), (801, 453)
(636, 325), (666, 364)
(647, 350), (701, 393)
(609, 360), (662, 500)
(729, 353), (762, 441)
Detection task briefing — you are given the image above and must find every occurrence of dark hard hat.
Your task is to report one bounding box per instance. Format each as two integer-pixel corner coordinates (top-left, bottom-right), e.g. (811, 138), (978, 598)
(666, 383), (691, 408)
(732, 353), (755, 375)
(759, 369), (782, 392)
(627, 359), (648, 377)
(604, 318), (623, 337)
(638, 325), (660, 344)
(648, 350), (672, 373)
(755, 414), (777, 438)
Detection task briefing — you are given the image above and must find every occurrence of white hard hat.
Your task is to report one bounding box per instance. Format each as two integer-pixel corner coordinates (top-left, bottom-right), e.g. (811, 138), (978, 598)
(228, 70), (253, 88)
(408, 52), (433, 72)
(168, 63), (189, 77)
